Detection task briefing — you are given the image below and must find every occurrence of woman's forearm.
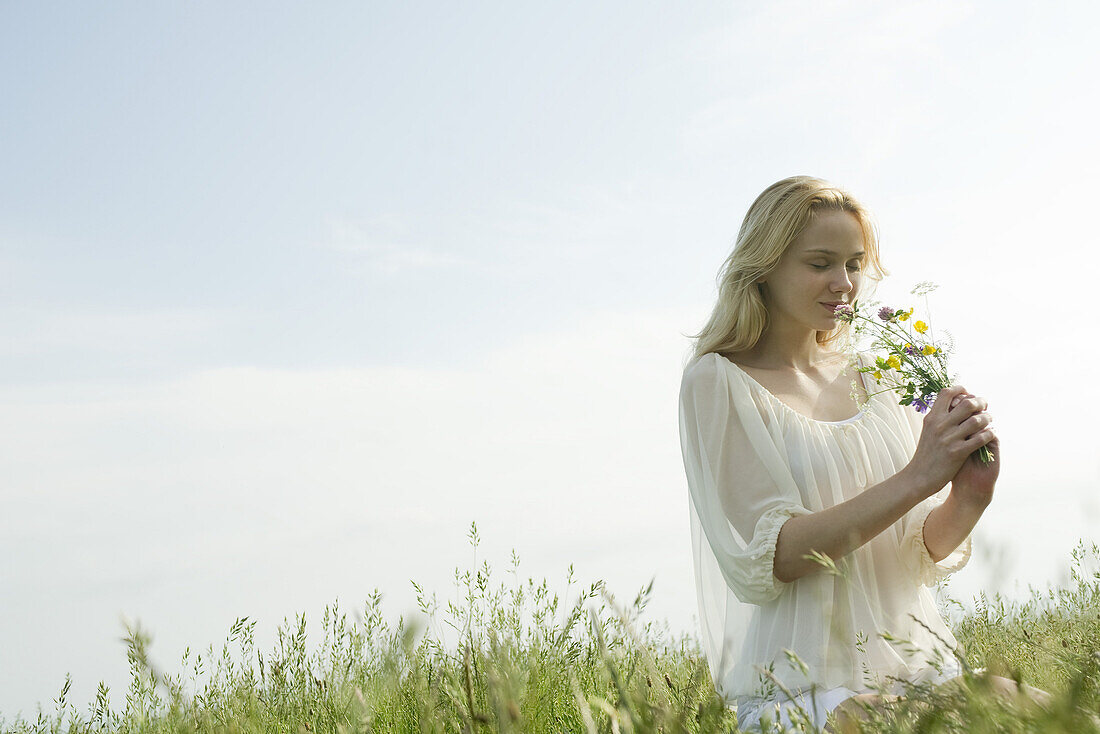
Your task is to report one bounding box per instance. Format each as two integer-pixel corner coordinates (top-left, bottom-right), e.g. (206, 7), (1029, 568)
(922, 489), (987, 563)
(772, 467), (937, 583)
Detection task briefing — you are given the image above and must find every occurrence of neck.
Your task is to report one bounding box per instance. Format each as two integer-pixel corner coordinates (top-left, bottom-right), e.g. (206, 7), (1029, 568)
(736, 332), (843, 372)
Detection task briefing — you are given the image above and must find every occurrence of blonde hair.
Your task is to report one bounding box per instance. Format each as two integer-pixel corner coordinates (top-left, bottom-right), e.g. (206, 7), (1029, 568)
(685, 175), (889, 364)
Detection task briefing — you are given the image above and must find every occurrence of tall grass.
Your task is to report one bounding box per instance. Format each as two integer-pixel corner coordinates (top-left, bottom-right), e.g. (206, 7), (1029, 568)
(3, 526), (1099, 733)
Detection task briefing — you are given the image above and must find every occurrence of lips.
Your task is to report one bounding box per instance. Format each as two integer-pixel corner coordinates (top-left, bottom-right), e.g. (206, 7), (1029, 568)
(821, 302), (846, 310)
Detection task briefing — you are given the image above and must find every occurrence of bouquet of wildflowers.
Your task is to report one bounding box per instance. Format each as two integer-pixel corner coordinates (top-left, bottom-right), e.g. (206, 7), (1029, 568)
(830, 281), (994, 464)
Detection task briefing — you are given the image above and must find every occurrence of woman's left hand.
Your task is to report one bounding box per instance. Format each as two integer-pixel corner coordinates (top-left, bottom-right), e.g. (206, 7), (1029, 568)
(947, 393), (999, 508)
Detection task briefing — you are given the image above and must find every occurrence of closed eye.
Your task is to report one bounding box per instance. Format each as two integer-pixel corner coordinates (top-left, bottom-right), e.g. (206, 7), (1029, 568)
(812, 264), (862, 271)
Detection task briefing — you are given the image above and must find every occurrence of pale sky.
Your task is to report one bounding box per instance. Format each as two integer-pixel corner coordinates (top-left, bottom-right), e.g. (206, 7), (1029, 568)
(3, 0), (1099, 722)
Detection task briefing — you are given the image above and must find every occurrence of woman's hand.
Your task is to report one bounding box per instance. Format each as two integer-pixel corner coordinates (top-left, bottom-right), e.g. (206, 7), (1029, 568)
(947, 392), (999, 508)
(906, 385), (997, 499)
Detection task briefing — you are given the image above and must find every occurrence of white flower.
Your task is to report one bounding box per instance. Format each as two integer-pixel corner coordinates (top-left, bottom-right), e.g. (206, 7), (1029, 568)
(910, 281), (940, 297)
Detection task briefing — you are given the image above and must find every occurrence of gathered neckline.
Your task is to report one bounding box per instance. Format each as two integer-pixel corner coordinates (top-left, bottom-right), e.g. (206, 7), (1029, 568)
(713, 352), (872, 426)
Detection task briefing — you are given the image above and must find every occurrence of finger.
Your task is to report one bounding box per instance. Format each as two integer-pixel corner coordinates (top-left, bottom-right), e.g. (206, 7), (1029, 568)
(956, 395), (989, 413)
(969, 412), (994, 435)
(964, 426), (997, 449)
(936, 386), (969, 414)
(951, 396), (984, 419)
(943, 396), (985, 434)
(971, 398), (988, 417)
(950, 412), (993, 443)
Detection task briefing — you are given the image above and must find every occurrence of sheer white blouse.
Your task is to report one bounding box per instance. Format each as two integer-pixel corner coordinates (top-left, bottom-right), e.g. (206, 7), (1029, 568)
(677, 350), (972, 703)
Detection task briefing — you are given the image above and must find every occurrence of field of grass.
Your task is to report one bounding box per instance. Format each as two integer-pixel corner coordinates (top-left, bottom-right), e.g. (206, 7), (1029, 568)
(3, 525), (1099, 733)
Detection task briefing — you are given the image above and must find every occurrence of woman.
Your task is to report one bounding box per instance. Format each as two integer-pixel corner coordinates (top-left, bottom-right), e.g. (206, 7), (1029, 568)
(677, 176), (1050, 732)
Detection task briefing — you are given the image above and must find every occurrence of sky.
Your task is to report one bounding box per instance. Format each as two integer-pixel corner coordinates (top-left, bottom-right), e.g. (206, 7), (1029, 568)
(2, 0), (1100, 723)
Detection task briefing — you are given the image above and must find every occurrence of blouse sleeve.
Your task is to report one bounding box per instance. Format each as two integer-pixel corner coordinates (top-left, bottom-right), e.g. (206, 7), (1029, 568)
(678, 354), (813, 605)
(888, 373), (973, 586)
(898, 495), (973, 587)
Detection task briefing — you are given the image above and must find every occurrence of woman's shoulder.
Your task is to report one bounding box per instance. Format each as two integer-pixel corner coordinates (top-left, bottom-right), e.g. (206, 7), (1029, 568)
(682, 351), (724, 384)
(681, 352), (767, 416)
(683, 351), (755, 400)
(685, 350), (761, 378)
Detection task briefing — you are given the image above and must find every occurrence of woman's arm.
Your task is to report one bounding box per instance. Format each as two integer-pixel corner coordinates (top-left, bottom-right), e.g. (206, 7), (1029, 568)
(772, 465), (936, 583)
(919, 423), (997, 563)
(774, 383), (986, 583)
(920, 392), (996, 562)
(922, 492), (987, 563)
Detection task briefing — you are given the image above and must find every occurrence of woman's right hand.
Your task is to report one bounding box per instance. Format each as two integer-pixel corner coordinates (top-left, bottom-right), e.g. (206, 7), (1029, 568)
(906, 385), (995, 498)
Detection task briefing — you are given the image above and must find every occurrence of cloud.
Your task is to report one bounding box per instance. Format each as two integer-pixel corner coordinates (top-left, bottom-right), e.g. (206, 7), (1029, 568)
(0, 301), (701, 610)
(310, 177), (706, 283)
(314, 216), (474, 276)
(0, 306), (220, 357)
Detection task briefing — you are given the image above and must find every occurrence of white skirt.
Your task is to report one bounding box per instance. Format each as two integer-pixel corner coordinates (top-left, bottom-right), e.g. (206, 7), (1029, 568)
(734, 663), (968, 732)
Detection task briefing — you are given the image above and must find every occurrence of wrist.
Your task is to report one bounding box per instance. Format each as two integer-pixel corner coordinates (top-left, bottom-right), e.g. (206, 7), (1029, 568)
(899, 465), (942, 503)
(948, 483), (992, 511)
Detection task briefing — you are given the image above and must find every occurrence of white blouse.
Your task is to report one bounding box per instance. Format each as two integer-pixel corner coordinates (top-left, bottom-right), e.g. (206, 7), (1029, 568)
(677, 350), (972, 704)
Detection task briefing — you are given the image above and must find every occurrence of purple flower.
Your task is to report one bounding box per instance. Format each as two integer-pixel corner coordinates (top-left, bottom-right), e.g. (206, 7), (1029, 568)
(831, 303), (855, 322)
(913, 394), (933, 413)
(904, 344), (921, 358)
(877, 306), (895, 321)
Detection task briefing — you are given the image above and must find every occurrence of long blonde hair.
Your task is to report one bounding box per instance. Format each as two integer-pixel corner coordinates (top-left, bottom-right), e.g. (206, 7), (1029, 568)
(685, 175), (889, 364)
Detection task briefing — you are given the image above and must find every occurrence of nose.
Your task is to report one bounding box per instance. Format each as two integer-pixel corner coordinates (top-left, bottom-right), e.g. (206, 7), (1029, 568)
(833, 270), (854, 295)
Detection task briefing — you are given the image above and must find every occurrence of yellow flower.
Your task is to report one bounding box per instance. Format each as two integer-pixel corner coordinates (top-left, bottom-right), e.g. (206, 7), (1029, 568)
(914, 320), (928, 334)
(897, 307), (914, 322)
(886, 355), (901, 370)
(872, 370), (883, 380)
(922, 344), (937, 355)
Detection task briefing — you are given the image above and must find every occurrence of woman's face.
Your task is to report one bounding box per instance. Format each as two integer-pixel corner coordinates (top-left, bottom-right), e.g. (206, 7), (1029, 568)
(760, 209), (865, 333)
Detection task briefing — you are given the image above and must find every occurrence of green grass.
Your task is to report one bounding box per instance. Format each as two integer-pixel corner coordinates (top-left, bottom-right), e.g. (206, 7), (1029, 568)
(4, 525), (1099, 733)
